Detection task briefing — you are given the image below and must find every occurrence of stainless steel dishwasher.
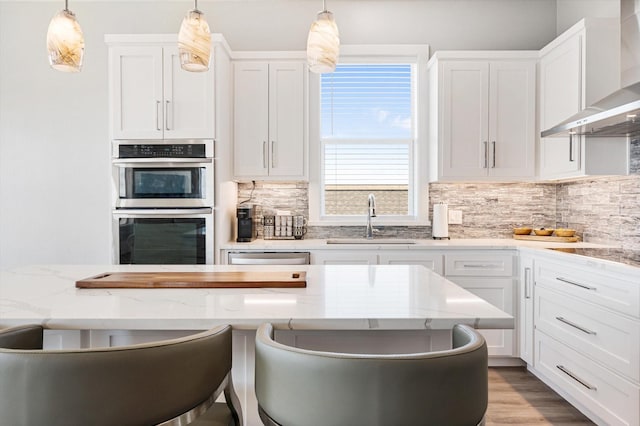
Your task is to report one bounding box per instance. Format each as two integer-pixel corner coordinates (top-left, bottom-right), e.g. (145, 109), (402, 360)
(227, 252), (310, 265)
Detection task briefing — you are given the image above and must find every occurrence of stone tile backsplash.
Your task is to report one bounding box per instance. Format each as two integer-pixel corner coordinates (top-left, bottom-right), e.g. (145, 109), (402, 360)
(556, 175), (640, 250)
(237, 176), (640, 249)
(429, 182), (556, 239)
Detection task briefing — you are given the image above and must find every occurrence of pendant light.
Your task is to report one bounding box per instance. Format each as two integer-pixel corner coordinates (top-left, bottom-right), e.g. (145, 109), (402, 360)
(178, 0), (212, 72)
(306, 0), (340, 74)
(46, 0), (84, 72)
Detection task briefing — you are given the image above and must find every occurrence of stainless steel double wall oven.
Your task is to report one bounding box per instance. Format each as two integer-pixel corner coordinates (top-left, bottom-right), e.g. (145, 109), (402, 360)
(112, 140), (214, 264)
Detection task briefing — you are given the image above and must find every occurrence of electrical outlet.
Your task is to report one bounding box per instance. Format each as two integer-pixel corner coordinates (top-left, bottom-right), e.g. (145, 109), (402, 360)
(448, 210), (463, 224)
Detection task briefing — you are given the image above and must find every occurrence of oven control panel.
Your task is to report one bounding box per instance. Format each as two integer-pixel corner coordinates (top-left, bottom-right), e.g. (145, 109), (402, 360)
(118, 144), (207, 158)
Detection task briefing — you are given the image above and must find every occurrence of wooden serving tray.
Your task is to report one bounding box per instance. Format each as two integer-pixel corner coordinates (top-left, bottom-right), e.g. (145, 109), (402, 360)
(513, 235), (579, 243)
(76, 271), (307, 289)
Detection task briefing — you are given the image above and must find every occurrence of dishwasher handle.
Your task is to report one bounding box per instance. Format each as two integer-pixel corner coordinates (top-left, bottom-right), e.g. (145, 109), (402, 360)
(228, 252), (310, 265)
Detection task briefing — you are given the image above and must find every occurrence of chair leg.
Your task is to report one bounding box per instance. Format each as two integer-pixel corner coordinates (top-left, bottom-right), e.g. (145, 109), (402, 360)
(257, 406), (281, 426)
(224, 377), (243, 426)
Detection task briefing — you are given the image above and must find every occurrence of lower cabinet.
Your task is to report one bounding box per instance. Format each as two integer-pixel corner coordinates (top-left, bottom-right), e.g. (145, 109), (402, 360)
(87, 329), (197, 348)
(310, 250), (379, 265)
(522, 250), (640, 426)
(378, 252), (444, 275)
(443, 250), (518, 359)
(43, 330), (83, 349)
(310, 250), (444, 274)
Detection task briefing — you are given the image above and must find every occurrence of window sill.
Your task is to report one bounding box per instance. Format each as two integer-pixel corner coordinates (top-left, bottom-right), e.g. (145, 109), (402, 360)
(308, 218), (431, 227)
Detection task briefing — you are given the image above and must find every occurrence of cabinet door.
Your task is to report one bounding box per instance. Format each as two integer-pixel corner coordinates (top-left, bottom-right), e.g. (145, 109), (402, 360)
(519, 255), (534, 365)
(163, 47), (215, 139)
(268, 62), (304, 177)
(378, 252), (443, 275)
(488, 61), (535, 178)
(440, 61), (489, 178)
(234, 62), (269, 177)
(539, 136), (583, 179)
(448, 277), (516, 357)
(111, 46), (164, 139)
(539, 32), (584, 179)
(540, 32), (582, 130)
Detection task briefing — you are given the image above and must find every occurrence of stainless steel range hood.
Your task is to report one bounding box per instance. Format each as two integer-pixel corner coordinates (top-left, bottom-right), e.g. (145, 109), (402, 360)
(542, 0), (640, 139)
(541, 81), (640, 138)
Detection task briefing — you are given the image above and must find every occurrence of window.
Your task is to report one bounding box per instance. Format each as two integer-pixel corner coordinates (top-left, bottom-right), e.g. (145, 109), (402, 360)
(322, 64), (413, 217)
(309, 47), (429, 226)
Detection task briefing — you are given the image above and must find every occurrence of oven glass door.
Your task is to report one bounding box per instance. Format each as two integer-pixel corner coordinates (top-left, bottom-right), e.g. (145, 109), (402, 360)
(114, 159), (213, 208)
(114, 209), (213, 264)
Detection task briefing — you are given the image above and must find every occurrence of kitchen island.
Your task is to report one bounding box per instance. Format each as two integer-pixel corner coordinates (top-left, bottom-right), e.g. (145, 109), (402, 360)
(0, 264), (513, 425)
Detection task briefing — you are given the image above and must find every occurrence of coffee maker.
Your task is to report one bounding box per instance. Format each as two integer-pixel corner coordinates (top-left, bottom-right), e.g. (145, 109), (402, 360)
(236, 205), (254, 242)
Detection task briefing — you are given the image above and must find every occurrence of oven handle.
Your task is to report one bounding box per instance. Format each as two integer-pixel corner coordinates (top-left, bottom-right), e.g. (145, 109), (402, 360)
(113, 208), (212, 218)
(112, 158), (212, 166)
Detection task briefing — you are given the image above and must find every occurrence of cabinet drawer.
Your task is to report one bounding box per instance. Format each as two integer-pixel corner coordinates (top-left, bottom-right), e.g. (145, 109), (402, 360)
(445, 252), (515, 277)
(536, 286), (640, 382)
(378, 252), (443, 275)
(536, 258), (640, 318)
(536, 331), (639, 426)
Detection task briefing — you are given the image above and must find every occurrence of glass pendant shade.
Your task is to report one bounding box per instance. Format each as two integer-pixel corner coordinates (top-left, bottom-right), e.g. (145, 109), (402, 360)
(178, 7), (212, 72)
(46, 7), (84, 72)
(307, 10), (340, 74)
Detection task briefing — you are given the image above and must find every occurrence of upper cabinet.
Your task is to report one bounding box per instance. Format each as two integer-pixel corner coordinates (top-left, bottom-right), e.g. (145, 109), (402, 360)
(428, 52), (537, 181)
(538, 18), (625, 179)
(107, 35), (215, 140)
(233, 61), (306, 180)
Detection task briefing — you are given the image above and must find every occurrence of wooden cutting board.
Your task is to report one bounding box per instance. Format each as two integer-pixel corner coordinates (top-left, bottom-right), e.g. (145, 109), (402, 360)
(513, 235), (579, 242)
(76, 271), (307, 289)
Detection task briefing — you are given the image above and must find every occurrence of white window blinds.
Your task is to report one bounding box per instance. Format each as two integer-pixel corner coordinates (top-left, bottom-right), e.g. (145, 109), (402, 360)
(320, 64), (414, 217)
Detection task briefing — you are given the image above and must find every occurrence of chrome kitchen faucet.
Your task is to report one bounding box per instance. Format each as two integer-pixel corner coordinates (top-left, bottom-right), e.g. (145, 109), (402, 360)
(365, 193), (377, 239)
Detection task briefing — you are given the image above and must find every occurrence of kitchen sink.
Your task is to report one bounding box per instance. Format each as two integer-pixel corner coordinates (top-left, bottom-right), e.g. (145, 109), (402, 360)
(326, 238), (416, 245)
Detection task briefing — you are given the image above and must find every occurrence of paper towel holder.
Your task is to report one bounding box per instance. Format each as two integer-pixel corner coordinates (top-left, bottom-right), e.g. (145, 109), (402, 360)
(432, 202), (451, 240)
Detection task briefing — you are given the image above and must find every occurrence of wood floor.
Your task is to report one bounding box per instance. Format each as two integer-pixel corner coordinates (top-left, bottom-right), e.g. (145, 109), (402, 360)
(486, 367), (595, 425)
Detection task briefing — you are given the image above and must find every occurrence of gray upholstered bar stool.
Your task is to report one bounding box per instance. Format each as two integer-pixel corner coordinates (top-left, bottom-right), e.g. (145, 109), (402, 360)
(0, 324), (242, 426)
(255, 323), (488, 426)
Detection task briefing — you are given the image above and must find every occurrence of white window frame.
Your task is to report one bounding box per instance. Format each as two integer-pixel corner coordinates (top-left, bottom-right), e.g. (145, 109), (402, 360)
(308, 44), (430, 226)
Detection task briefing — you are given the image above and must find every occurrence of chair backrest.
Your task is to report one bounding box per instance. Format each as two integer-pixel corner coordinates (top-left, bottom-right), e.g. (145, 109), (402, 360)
(0, 324), (234, 426)
(255, 323), (488, 426)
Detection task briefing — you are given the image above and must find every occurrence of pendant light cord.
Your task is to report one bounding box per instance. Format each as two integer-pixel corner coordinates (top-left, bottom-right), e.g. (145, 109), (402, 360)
(64, 0), (68, 11)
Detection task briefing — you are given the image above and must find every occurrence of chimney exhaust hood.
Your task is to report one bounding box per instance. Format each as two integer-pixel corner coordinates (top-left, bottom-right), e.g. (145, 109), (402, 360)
(542, 1), (640, 139)
(541, 81), (640, 138)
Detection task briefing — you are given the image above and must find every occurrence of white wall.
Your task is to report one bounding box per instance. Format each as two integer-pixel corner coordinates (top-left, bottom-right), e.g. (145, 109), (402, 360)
(0, 0), (575, 266)
(556, 0), (619, 34)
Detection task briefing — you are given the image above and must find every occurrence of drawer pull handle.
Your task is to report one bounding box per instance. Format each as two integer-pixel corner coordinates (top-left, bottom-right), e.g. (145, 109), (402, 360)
(556, 277), (596, 291)
(556, 365), (597, 391)
(555, 316), (597, 335)
(462, 264), (494, 268)
(524, 267), (532, 299)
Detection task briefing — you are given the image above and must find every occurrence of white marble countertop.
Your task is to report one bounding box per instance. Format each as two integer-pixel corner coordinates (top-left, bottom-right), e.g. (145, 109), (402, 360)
(0, 264), (512, 331)
(221, 237), (613, 251)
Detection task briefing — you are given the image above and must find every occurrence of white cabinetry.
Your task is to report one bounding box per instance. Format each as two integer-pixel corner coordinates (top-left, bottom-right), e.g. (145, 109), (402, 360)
(443, 250), (517, 358)
(310, 249), (443, 274)
(428, 52), (536, 181)
(528, 252), (640, 426)
(538, 18), (623, 179)
(107, 35), (215, 140)
(311, 250), (378, 265)
(233, 61), (306, 180)
(378, 251), (443, 274)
